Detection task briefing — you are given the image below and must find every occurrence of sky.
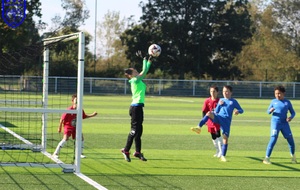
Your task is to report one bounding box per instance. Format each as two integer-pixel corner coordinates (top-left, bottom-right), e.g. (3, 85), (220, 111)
(40, 0), (145, 50)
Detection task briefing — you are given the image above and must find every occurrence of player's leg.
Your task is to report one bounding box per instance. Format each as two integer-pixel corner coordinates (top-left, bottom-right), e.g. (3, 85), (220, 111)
(132, 107), (147, 161)
(282, 124), (297, 163)
(124, 106), (137, 151)
(219, 124), (229, 162)
(133, 106), (143, 153)
(220, 133), (228, 162)
(192, 112), (216, 134)
(215, 130), (223, 158)
(263, 123), (279, 164)
(199, 111), (215, 127)
(81, 134), (86, 158)
(287, 136), (297, 163)
(53, 134), (69, 158)
(211, 132), (219, 157)
(121, 106), (137, 162)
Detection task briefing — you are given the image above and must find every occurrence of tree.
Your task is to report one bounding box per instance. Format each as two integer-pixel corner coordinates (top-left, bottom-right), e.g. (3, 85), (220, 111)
(120, 0), (253, 79)
(90, 10), (133, 78)
(47, 0), (90, 33)
(45, 28), (92, 77)
(271, 0), (300, 81)
(272, 0), (300, 55)
(208, 0), (253, 80)
(233, 2), (300, 81)
(0, 0), (44, 75)
(42, 0), (92, 77)
(98, 11), (124, 58)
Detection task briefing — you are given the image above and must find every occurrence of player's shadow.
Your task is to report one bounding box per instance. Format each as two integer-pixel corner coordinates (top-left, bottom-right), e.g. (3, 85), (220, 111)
(247, 156), (300, 171)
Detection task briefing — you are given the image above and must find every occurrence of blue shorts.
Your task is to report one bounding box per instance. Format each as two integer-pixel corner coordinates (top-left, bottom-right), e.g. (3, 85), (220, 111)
(213, 114), (231, 137)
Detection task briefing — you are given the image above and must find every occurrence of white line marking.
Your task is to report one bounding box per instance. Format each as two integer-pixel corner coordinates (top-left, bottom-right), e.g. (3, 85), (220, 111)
(75, 173), (108, 190)
(0, 124), (107, 189)
(159, 97), (195, 103)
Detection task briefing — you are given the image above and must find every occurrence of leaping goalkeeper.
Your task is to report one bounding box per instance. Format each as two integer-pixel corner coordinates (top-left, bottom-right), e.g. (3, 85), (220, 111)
(121, 51), (152, 162)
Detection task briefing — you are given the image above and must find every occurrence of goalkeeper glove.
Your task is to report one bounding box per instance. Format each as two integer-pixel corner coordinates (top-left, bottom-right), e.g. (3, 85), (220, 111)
(136, 50), (144, 59)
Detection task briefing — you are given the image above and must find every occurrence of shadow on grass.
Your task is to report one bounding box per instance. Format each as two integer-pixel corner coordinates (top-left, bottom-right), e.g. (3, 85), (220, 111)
(0, 121), (17, 128)
(247, 156), (300, 171)
(0, 166), (95, 190)
(81, 154), (181, 189)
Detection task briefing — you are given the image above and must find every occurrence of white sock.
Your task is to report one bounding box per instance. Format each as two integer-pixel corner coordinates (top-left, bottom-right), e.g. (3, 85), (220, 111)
(212, 139), (218, 153)
(216, 137), (223, 156)
(53, 139), (66, 155)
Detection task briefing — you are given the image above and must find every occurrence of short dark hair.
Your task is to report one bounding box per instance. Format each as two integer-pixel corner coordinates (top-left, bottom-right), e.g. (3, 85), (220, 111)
(274, 85), (285, 93)
(210, 85), (218, 92)
(124, 68), (134, 79)
(124, 68), (133, 75)
(223, 85), (233, 92)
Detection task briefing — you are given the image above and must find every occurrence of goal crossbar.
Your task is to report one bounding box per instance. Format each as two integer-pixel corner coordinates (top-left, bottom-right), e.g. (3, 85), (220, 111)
(43, 33), (80, 45)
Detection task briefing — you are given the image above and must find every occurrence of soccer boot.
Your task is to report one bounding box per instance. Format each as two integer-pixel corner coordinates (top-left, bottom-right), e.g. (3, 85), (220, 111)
(291, 154), (297, 164)
(215, 151), (222, 158)
(220, 156), (227, 162)
(263, 157), (271, 164)
(191, 127), (201, 134)
(121, 148), (131, 162)
(133, 152), (147, 161)
(213, 149), (219, 157)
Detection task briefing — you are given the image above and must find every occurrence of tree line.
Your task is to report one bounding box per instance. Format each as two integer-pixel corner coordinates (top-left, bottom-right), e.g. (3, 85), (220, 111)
(0, 0), (299, 82)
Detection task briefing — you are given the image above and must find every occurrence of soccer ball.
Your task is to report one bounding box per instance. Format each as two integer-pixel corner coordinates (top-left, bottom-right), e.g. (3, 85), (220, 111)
(148, 44), (161, 57)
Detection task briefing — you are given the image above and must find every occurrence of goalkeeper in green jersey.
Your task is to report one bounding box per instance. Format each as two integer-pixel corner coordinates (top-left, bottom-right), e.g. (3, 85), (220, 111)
(121, 51), (152, 162)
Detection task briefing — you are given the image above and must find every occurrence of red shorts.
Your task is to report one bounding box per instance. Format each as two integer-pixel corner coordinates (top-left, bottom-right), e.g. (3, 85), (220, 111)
(206, 119), (220, 134)
(64, 126), (76, 139)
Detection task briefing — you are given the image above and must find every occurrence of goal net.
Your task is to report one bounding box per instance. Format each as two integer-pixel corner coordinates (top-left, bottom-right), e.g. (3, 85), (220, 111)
(0, 32), (85, 173)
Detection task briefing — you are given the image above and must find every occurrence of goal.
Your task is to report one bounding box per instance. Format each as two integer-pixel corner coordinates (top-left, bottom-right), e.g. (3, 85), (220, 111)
(0, 32), (85, 173)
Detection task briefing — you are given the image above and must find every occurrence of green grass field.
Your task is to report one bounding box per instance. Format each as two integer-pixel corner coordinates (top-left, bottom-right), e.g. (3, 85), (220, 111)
(1, 95), (300, 190)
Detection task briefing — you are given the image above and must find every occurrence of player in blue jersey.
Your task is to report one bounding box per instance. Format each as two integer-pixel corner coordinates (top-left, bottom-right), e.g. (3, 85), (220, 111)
(263, 85), (297, 164)
(192, 85), (244, 162)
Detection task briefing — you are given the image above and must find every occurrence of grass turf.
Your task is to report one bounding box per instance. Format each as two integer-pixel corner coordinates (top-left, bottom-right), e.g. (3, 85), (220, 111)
(1, 95), (300, 189)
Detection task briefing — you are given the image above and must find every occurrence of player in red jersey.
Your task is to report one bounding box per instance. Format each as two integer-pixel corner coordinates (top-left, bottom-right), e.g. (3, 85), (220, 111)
(52, 94), (97, 159)
(192, 86), (222, 157)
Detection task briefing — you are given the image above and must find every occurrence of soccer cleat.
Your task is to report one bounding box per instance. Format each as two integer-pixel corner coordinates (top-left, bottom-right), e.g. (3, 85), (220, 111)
(263, 157), (271, 164)
(214, 152), (222, 158)
(213, 149), (219, 157)
(220, 156), (227, 162)
(291, 154), (297, 164)
(191, 127), (201, 134)
(133, 152), (147, 161)
(121, 148), (131, 162)
(80, 154), (86, 158)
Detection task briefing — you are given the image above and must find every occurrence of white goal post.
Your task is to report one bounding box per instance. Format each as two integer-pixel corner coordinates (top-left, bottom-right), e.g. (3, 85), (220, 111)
(0, 32), (85, 173)
(43, 32), (85, 173)
(0, 32), (108, 189)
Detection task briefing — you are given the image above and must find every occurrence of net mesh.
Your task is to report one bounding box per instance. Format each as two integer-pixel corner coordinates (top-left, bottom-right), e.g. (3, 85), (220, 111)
(0, 33), (82, 169)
